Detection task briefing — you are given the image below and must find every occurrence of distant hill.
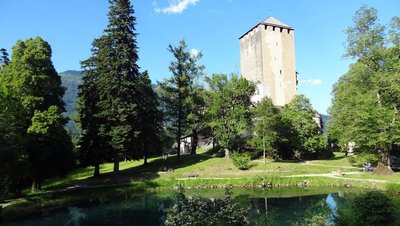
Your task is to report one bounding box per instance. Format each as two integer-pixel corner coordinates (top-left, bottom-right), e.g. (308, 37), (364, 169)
(59, 70), (82, 137)
(60, 70), (82, 115)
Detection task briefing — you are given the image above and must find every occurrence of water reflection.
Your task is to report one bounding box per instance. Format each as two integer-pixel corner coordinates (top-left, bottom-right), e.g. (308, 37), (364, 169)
(1, 189), (364, 226)
(65, 207), (86, 226)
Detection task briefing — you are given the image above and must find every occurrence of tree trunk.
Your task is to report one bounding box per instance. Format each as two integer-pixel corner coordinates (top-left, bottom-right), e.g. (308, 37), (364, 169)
(177, 92), (182, 163)
(191, 130), (198, 155)
(113, 155), (120, 174)
(378, 149), (391, 168)
(93, 163), (100, 178)
(263, 135), (266, 164)
(212, 137), (215, 151)
(143, 143), (148, 166)
(225, 149), (229, 158)
(142, 130), (148, 166)
(31, 178), (40, 192)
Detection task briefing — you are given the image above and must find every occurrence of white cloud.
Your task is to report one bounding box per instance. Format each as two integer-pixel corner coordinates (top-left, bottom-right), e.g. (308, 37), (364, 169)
(299, 79), (322, 86)
(190, 48), (200, 57)
(154, 0), (200, 14)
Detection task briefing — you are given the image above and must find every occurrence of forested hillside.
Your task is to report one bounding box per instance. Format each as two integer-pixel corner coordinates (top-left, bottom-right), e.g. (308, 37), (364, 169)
(60, 70), (82, 137)
(60, 70), (82, 115)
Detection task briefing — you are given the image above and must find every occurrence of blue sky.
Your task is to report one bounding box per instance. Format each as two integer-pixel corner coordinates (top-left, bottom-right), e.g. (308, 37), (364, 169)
(1, 0), (399, 114)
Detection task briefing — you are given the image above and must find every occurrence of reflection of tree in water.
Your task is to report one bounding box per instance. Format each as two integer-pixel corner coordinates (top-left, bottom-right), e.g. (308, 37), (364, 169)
(248, 194), (334, 226)
(65, 207), (86, 226)
(164, 186), (249, 226)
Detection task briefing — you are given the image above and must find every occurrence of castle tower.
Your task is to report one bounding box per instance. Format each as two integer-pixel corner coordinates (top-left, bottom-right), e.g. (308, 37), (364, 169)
(239, 16), (297, 106)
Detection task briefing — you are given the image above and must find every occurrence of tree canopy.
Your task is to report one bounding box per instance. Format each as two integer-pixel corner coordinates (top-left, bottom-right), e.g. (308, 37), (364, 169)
(205, 74), (255, 157)
(328, 6), (400, 167)
(79, 0), (142, 175)
(0, 37), (73, 192)
(158, 39), (204, 161)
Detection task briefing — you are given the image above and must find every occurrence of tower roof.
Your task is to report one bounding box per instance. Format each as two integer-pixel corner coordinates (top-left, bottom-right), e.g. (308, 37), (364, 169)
(239, 16), (293, 39)
(262, 17), (292, 29)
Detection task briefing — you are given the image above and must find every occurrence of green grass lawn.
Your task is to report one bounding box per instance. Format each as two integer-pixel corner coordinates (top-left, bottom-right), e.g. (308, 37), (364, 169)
(38, 151), (393, 193)
(3, 151), (400, 219)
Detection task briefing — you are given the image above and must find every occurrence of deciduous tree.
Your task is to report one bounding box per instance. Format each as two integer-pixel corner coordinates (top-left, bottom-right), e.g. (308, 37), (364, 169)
(205, 74), (255, 157)
(0, 37), (73, 191)
(249, 97), (280, 163)
(281, 95), (326, 159)
(328, 6), (400, 168)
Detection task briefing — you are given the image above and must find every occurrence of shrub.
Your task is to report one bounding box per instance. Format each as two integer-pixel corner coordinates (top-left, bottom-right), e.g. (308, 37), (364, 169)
(335, 191), (395, 226)
(230, 152), (252, 170)
(347, 152), (379, 167)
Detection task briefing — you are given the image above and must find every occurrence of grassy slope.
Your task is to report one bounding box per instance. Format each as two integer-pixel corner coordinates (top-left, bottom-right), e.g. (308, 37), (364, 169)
(41, 150), (400, 192)
(2, 151), (400, 219)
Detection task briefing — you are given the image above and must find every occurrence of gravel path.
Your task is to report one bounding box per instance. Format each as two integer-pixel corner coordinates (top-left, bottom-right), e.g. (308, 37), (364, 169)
(283, 171), (388, 183)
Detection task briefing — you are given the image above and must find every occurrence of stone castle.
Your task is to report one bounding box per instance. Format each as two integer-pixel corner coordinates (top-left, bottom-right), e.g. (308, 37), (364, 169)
(239, 16), (297, 106)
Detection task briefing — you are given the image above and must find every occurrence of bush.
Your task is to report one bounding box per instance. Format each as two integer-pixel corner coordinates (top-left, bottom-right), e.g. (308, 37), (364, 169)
(348, 152), (379, 167)
(230, 152), (252, 170)
(335, 191), (395, 226)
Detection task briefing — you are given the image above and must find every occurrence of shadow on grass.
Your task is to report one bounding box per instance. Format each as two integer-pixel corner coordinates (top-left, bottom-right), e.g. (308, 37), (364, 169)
(44, 152), (214, 193)
(329, 155), (346, 161)
(272, 159), (302, 163)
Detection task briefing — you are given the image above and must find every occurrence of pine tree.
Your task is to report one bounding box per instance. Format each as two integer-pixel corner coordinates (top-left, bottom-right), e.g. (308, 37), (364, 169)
(137, 71), (163, 165)
(80, 0), (140, 174)
(158, 40), (204, 162)
(0, 48), (10, 68)
(78, 37), (109, 177)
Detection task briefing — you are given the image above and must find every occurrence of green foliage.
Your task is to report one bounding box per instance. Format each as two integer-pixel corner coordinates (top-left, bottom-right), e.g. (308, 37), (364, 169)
(344, 6), (385, 61)
(0, 90), (26, 198)
(0, 37), (73, 192)
(59, 70), (82, 143)
(249, 97), (280, 158)
(335, 191), (395, 226)
(79, 0), (142, 174)
(158, 39), (204, 160)
(205, 74), (255, 155)
(328, 6), (400, 166)
(280, 95), (327, 160)
(136, 71), (163, 164)
(165, 186), (249, 226)
(347, 153), (379, 167)
(231, 152), (252, 170)
(292, 213), (330, 226)
(0, 48), (10, 68)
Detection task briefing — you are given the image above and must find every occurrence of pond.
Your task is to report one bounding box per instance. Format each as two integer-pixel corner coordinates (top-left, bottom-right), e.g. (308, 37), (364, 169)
(0, 187), (383, 226)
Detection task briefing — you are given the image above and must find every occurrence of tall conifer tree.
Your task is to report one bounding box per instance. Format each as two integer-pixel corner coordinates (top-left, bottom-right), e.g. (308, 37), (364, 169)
(158, 40), (204, 162)
(80, 0), (140, 174)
